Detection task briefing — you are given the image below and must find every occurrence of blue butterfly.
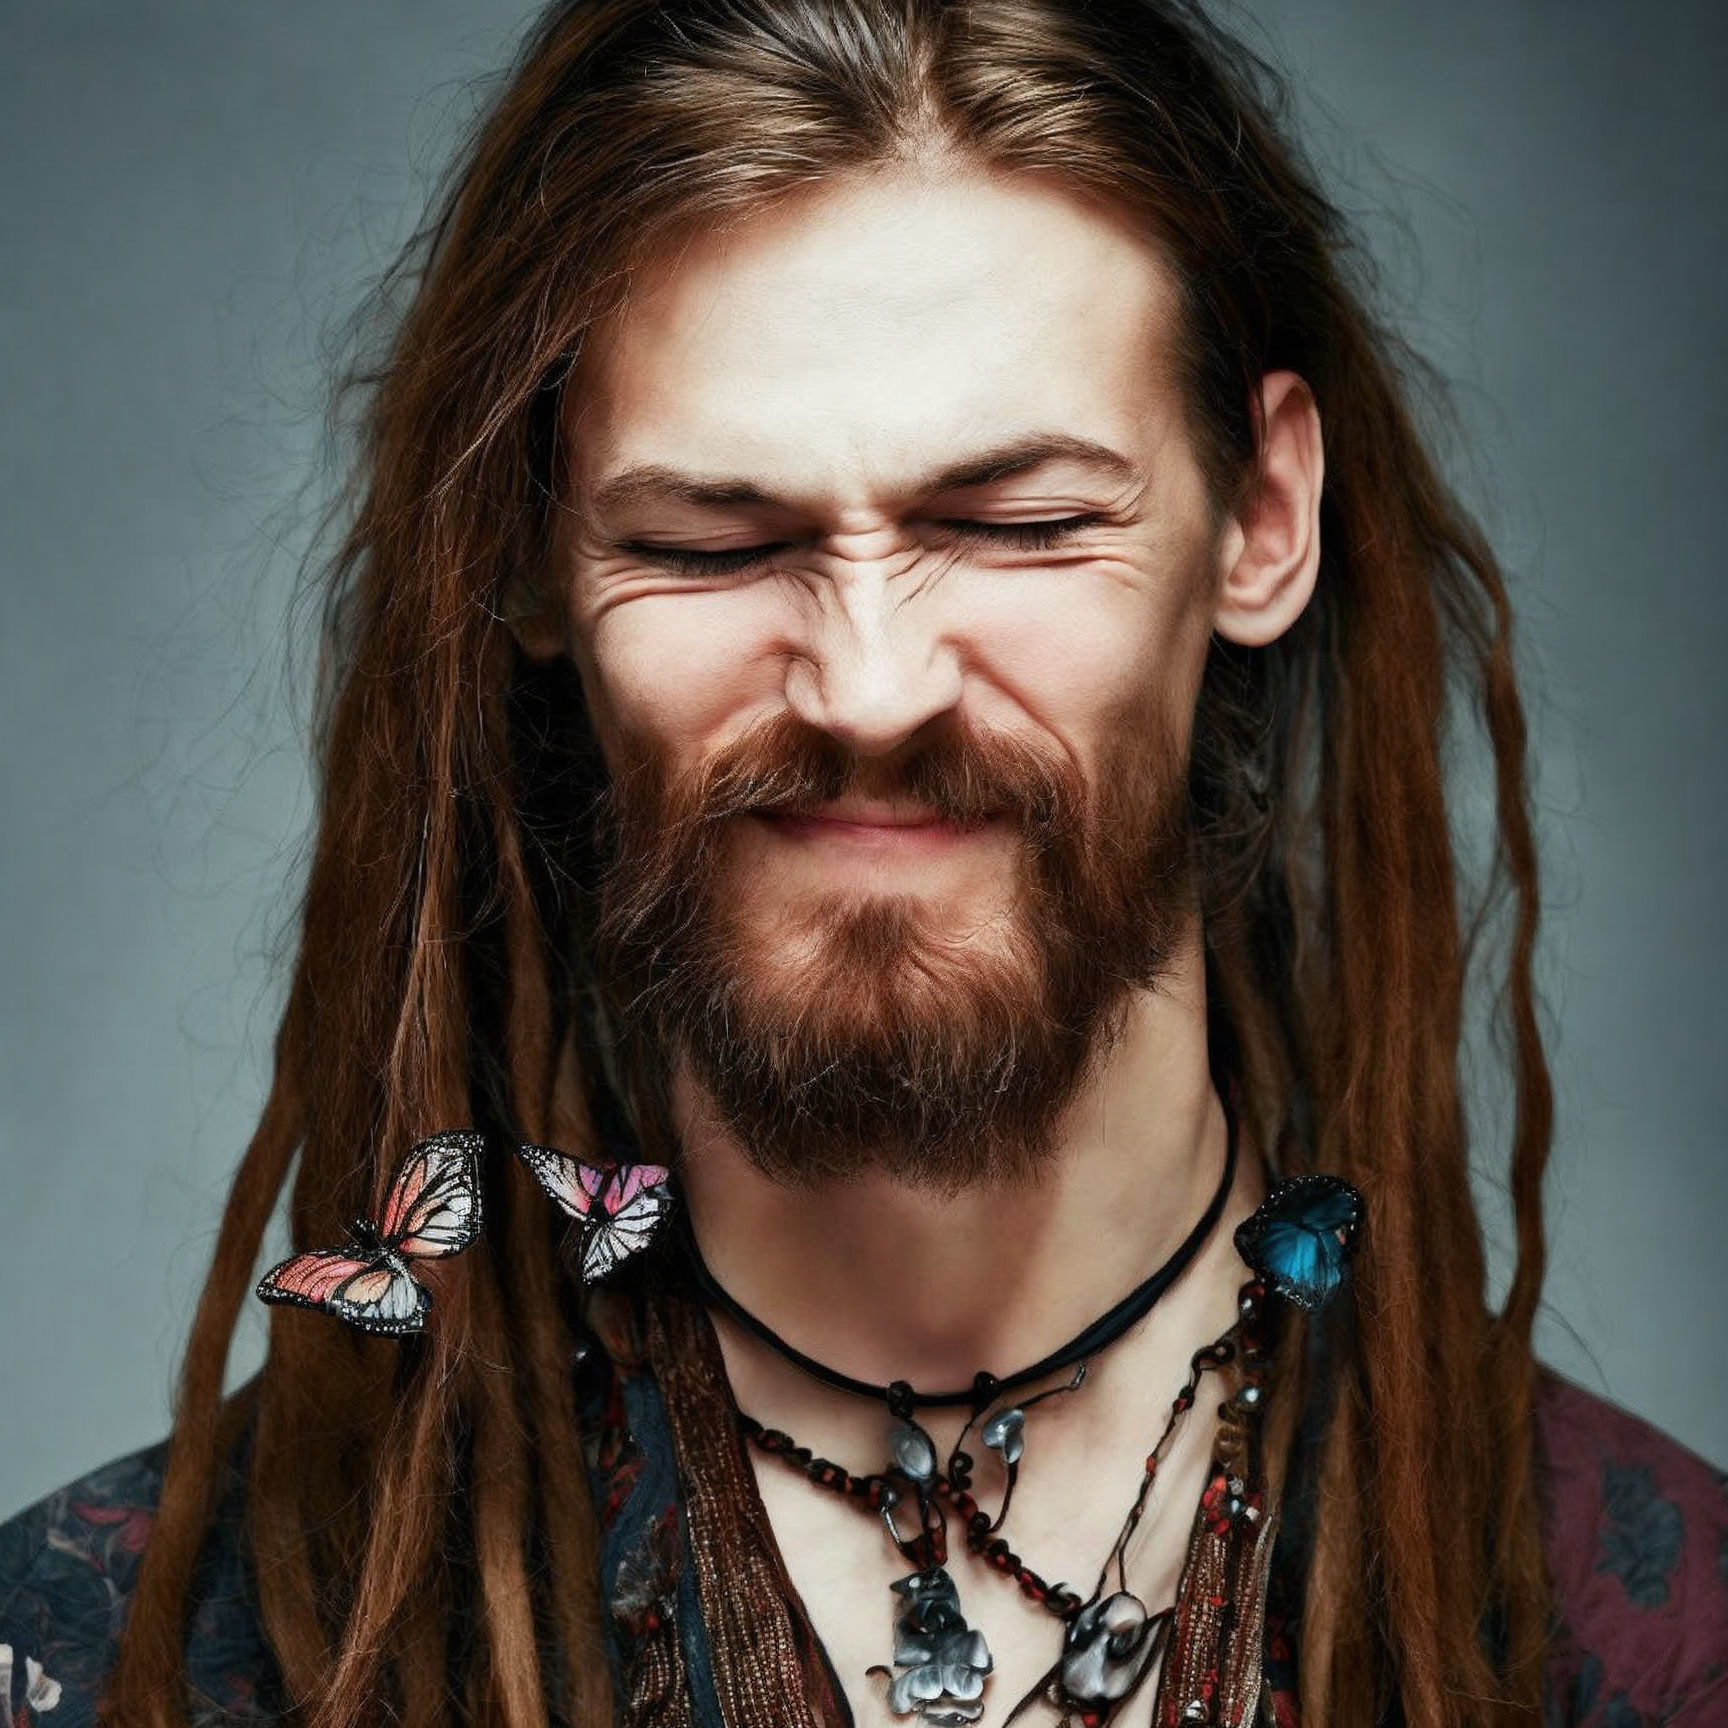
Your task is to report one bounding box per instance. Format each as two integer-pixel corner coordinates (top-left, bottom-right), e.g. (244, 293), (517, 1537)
(1233, 1174), (1364, 1311)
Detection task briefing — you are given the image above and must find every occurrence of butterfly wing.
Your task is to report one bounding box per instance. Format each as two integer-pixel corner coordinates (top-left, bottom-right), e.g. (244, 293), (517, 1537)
(257, 1248), (431, 1335)
(515, 1139), (612, 1222)
(602, 1163), (672, 1211)
(379, 1130), (485, 1258)
(1295, 1186), (1361, 1239)
(1248, 1218), (1345, 1307)
(257, 1249), (372, 1311)
(581, 1165), (673, 1283)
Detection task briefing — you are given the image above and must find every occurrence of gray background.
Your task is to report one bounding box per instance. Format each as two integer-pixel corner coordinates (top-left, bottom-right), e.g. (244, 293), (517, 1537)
(3, 1), (1724, 1515)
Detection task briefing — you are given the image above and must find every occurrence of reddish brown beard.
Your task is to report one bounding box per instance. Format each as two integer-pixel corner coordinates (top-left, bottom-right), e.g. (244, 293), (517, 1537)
(591, 709), (1195, 1190)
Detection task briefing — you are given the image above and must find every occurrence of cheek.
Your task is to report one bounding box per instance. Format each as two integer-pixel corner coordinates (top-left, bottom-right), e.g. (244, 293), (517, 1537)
(580, 587), (789, 754)
(959, 566), (1212, 759)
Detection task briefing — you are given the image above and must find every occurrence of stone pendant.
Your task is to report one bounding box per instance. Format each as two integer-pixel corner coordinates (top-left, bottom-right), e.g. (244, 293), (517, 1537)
(880, 1567), (994, 1726)
(1057, 1591), (1168, 1710)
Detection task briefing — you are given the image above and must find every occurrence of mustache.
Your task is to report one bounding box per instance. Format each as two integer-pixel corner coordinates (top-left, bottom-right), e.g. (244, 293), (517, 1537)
(604, 709), (1088, 841)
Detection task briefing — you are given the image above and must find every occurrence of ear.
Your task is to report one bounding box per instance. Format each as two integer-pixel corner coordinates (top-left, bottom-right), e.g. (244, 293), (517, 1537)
(507, 575), (572, 662)
(1212, 370), (1324, 648)
(505, 519), (575, 663)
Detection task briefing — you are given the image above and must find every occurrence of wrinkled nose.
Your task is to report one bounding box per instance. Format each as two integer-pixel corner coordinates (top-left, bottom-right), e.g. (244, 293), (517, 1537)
(783, 566), (964, 757)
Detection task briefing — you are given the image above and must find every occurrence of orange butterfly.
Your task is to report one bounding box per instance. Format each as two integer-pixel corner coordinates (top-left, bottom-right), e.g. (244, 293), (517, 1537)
(256, 1130), (484, 1334)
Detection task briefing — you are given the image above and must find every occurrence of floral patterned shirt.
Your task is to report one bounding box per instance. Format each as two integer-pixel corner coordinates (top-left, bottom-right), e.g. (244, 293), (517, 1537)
(1, 1355), (1723, 1727)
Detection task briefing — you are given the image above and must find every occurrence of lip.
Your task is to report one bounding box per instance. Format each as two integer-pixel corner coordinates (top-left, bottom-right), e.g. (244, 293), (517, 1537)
(753, 804), (997, 849)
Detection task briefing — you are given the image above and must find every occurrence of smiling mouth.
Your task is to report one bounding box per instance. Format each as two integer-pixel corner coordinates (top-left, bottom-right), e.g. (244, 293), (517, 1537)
(751, 803), (999, 847)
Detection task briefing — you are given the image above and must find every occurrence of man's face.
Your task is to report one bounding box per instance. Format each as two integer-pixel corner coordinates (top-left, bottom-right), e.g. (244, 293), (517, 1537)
(558, 162), (1235, 1189)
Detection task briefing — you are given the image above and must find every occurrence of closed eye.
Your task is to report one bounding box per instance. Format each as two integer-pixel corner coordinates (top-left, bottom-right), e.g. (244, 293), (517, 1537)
(616, 515), (1109, 577)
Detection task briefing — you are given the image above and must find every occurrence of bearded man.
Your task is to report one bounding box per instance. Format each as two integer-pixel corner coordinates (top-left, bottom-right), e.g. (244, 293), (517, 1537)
(3, 2), (1724, 1727)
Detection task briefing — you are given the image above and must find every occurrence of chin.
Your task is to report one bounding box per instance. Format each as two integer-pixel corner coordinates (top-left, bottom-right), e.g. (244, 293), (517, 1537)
(674, 885), (1109, 1191)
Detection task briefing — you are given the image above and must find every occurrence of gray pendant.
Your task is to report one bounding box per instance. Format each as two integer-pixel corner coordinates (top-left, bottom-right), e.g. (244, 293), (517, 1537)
(1058, 1591), (1166, 1706)
(979, 1406), (1025, 1466)
(890, 1418), (939, 1484)
(880, 1568), (993, 1725)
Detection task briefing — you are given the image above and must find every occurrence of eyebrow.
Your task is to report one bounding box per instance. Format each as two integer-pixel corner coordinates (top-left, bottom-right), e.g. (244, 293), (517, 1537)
(585, 432), (1142, 519)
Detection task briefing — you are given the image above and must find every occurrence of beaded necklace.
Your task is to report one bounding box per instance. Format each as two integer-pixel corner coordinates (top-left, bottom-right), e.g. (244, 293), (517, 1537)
(736, 1278), (1273, 1727)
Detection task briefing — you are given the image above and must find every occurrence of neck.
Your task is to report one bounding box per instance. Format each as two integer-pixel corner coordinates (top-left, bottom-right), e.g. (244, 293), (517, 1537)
(673, 932), (1259, 1397)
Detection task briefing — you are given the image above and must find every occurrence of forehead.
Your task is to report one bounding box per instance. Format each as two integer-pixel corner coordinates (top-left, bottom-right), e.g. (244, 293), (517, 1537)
(566, 163), (1188, 513)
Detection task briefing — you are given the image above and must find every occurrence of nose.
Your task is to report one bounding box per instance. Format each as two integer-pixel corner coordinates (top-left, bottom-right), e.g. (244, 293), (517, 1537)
(782, 562), (964, 757)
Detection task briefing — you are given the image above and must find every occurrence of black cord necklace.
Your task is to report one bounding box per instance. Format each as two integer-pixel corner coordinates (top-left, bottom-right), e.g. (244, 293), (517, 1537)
(679, 1099), (1243, 1727)
(681, 1098), (1239, 1413)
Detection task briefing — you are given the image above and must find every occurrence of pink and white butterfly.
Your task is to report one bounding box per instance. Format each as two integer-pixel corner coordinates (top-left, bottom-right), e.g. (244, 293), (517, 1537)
(255, 1130), (484, 1334)
(515, 1143), (672, 1282)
